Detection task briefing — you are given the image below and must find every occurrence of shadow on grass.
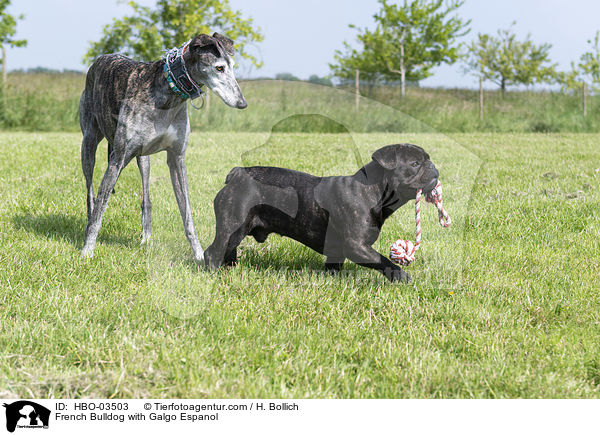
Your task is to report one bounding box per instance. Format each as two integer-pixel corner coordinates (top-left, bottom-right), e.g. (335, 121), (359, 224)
(238, 247), (384, 284)
(238, 245), (374, 276)
(11, 213), (135, 249)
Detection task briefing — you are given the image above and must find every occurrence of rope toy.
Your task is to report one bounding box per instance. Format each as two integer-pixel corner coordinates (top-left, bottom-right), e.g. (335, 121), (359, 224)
(389, 181), (451, 266)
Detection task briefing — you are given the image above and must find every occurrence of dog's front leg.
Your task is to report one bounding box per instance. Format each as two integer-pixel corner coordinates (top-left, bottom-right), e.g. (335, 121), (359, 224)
(136, 155), (152, 244)
(166, 151), (203, 260)
(346, 243), (411, 283)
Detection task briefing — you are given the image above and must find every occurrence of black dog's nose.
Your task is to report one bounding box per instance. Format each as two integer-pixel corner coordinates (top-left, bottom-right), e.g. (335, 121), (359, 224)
(426, 161), (439, 178)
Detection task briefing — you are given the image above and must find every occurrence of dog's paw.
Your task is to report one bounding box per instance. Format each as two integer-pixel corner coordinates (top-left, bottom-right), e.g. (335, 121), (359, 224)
(140, 233), (151, 245)
(385, 267), (411, 283)
(193, 249), (205, 262)
(324, 262), (344, 275)
(81, 247), (94, 258)
(202, 250), (221, 270)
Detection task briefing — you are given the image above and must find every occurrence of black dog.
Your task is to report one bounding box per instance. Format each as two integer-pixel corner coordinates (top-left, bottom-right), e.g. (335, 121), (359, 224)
(204, 144), (439, 282)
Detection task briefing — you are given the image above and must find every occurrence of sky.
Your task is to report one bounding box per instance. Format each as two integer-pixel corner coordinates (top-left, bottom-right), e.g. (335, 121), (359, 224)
(6, 0), (600, 89)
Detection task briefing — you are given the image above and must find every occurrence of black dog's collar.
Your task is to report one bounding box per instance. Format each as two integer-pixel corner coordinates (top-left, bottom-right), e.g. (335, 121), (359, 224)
(163, 40), (204, 101)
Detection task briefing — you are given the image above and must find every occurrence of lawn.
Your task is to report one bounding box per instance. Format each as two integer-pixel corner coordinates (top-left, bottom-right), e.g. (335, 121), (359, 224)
(2, 73), (599, 133)
(0, 131), (599, 398)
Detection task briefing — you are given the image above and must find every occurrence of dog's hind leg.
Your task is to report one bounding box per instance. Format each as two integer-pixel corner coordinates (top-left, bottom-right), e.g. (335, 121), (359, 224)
(82, 153), (130, 258)
(205, 225), (246, 269)
(81, 126), (103, 222)
(325, 257), (345, 274)
(108, 143), (116, 194)
(204, 229), (229, 269)
(167, 151), (203, 261)
(204, 188), (251, 269)
(136, 155), (152, 244)
(223, 246), (237, 266)
(222, 223), (253, 267)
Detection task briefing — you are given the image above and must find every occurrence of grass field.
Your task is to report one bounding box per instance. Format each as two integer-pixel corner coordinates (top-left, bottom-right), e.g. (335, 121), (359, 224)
(1, 72), (598, 133)
(0, 130), (599, 398)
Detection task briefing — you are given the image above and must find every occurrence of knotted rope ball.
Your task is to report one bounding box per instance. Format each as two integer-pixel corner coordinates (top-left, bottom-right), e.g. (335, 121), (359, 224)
(389, 181), (451, 267)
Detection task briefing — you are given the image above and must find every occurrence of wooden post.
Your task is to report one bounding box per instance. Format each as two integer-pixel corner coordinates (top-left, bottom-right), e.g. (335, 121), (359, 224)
(2, 45), (6, 86)
(479, 76), (484, 121)
(583, 81), (587, 117)
(399, 28), (407, 98)
(355, 69), (359, 112)
(1, 45), (6, 111)
(400, 42), (405, 98)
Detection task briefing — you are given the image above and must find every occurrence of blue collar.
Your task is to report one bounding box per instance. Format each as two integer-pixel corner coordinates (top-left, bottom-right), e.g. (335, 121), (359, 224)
(163, 40), (204, 101)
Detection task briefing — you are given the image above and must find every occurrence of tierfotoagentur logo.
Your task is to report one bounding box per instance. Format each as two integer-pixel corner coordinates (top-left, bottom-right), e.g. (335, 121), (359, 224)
(2, 401), (50, 432)
(148, 80), (482, 318)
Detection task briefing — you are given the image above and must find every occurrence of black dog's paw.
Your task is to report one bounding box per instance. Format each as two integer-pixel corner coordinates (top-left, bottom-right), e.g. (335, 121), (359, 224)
(385, 267), (411, 283)
(203, 250), (221, 271)
(393, 269), (411, 283)
(324, 261), (344, 275)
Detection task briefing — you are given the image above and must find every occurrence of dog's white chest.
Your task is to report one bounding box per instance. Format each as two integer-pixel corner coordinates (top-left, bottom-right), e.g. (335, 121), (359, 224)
(140, 125), (181, 155)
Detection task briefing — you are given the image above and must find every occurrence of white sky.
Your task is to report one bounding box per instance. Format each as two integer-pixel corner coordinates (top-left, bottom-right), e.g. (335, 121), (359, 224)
(6, 0), (600, 89)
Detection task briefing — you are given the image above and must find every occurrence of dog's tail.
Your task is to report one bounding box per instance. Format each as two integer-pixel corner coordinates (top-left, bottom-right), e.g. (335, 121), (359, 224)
(225, 167), (245, 184)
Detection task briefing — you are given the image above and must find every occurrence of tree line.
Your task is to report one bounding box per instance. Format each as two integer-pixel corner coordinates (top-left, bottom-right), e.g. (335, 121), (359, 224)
(331, 0), (600, 98)
(2, 0), (599, 103)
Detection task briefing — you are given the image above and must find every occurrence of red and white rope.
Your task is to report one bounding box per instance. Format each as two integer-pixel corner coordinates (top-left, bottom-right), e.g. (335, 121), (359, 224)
(389, 181), (451, 266)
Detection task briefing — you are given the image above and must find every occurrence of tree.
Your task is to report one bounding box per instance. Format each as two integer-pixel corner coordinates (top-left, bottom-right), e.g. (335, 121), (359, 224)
(0, 0), (27, 84)
(559, 31), (600, 92)
(275, 72), (300, 81)
(464, 23), (557, 95)
(307, 74), (333, 86)
(330, 0), (470, 96)
(84, 0), (263, 68)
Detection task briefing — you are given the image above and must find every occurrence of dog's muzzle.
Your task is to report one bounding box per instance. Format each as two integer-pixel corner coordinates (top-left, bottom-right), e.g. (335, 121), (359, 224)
(422, 177), (439, 194)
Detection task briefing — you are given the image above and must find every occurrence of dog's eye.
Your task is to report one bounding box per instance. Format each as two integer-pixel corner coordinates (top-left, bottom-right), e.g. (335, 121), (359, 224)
(215, 66), (224, 72)
(411, 161), (420, 168)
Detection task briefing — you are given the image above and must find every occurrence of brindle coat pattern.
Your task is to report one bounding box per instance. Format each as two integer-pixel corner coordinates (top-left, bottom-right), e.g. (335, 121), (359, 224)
(79, 33), (246, 259)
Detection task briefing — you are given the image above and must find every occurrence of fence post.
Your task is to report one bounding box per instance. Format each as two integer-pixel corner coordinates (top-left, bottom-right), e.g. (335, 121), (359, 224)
(1, 46), (5, 115)
(479, 76), (484, 121)
(1, 46), (6, 86)
(355, 69), (359, 112)
(583, 81), (587, 117)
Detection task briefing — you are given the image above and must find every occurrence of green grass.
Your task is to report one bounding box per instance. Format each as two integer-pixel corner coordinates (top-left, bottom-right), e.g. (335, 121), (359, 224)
(0, 131), (599, 398)
(1, 72), (598, 133)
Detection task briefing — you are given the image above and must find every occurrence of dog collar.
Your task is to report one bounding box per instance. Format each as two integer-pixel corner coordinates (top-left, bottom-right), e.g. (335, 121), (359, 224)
(163, 39), (204, 101)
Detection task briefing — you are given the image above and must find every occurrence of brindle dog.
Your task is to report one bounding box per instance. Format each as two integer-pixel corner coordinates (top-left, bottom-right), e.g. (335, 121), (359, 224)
(79, 33), (246, 259)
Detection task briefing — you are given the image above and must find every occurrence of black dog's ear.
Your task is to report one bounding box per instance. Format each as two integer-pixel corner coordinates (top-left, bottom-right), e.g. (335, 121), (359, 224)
(212, 32), (235, 56)
(372, 145), (400, 170)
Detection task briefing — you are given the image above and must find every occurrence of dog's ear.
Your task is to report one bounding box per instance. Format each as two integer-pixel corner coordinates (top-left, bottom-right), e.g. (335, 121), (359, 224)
(372, 145), (401, 170)
(189, 34), (221, 59)
(190, 34), (214, 50)
(212, 32), (235, 56)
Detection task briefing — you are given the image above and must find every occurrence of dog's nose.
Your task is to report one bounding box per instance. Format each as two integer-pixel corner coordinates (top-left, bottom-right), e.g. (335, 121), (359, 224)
(426, 162), (439, 178)
(236, 99), (247, 109)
